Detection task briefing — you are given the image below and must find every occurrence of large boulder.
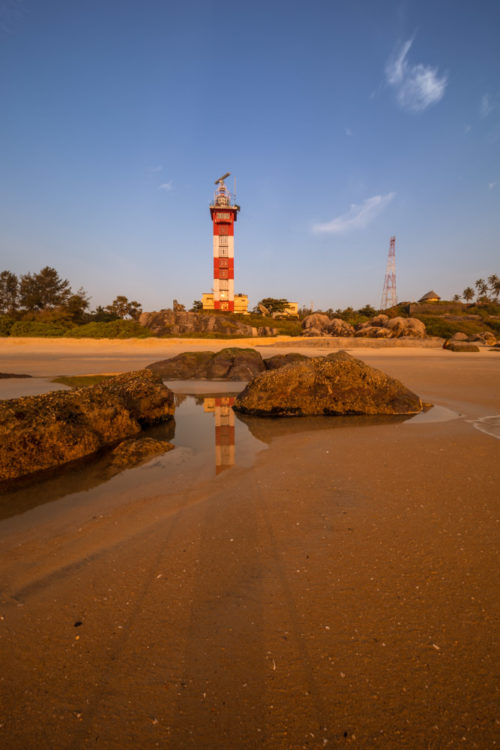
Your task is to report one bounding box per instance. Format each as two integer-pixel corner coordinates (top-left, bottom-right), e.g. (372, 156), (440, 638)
(443, 341), (480, 352)
(139, 309), (276, 337)
(327, 318), (355, 336)
(386, 317), (426, 338)
(147, 348), (266, 380)
(234, 351), (423, 417)
(355, 325), (392, 338)
(469, 331), (497, 345)
(264, 353), (309, 370)
(355, 316), (426, 338)
(301, 313), (331, 334)
(0, 370), (175, 482)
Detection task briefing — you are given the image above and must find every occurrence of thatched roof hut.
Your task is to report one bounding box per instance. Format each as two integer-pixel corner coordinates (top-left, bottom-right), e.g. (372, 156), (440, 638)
(418, 290), (441, 303)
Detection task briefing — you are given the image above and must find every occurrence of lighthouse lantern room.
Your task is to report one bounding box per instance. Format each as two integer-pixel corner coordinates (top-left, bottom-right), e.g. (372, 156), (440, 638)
(209, 173), (240, 311)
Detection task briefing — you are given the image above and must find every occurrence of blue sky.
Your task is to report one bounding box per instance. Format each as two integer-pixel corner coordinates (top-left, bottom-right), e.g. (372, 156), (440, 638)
(1, 0), (499, 311)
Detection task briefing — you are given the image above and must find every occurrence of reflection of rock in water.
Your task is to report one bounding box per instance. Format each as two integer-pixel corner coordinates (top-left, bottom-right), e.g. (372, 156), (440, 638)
(0, 419), (176, 522)
(235, 412), (410, 444)
(107, 437), (174, 472)
(204, 397), (236, 474)
(174, 393), (188, 407)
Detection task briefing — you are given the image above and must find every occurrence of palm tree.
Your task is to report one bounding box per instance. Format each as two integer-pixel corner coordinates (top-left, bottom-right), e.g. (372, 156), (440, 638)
(475, 278), (488, 299)
(487, 274), (500, 301)
(463, 287), (474, 303)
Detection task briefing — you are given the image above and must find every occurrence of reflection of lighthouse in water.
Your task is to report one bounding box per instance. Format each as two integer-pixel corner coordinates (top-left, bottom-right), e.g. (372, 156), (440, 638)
(203, 397), (236, 474)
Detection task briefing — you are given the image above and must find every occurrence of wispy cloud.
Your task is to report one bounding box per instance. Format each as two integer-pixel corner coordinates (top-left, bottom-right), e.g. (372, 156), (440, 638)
(385, 39), (447, 112)
(480, 93), (498, 118)
(489, 181), (497, 190)
(312, 193), (395, 234)
(158, 181), (173, 191)
(149, 165), (163, 173)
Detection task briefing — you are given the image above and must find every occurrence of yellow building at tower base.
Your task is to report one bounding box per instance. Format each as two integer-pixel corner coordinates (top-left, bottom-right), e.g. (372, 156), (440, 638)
(202, 293), (248, 313)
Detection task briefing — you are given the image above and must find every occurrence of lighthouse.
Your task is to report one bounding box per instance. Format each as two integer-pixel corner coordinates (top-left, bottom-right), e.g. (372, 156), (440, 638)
(209, 173), (240, 311)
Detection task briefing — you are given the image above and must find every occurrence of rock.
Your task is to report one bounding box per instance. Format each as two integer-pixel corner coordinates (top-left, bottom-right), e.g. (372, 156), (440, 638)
(469, 331), (497, 345)
(109, 437), (174, 469)
(371, 314), (390, 327)
(264, 353), (309, 370)
(301, 313), (331, 333)
(327, 318), (355, 336)
(0, 370), (175, 481)
(443, 341), (480, 352)
(451, 332), (469, 341)
(139, 308), (260, 337)
(147, 347), (266, 380)
(302, 327), (327, 337)
(385, 317), (426, 338)
(258, 303), (270, 316)
(355, 326), (392, 338)
(234, 351), (423, 416)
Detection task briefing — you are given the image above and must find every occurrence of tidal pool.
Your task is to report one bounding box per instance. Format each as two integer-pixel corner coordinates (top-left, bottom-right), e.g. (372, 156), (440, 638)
(0, 383), (458, 527)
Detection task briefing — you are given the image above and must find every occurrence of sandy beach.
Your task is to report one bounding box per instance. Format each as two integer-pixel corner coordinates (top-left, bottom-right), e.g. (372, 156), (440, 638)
(0, 337), (498, 749)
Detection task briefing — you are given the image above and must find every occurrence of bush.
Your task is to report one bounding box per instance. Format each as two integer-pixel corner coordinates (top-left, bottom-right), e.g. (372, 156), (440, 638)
(0, 316), (15, 336)
(415, 316), (491, 339)
(64, 320), (154, 339)
(9, 320), (69, 337)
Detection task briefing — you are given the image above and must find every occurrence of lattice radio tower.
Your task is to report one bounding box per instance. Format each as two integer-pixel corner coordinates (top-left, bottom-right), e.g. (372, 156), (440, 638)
(380, 236), (397, 309)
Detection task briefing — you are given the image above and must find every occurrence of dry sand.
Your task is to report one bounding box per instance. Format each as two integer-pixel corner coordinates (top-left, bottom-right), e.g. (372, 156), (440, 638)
(0, 338), (499, 749)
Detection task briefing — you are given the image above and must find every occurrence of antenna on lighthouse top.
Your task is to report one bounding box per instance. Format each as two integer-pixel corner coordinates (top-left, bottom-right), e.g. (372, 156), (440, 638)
(215, 172), (230, 185)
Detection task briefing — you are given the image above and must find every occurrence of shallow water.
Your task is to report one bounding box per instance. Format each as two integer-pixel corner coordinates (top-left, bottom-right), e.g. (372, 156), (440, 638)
(0, 386), (469, 525)
(472, 414), (500, 439)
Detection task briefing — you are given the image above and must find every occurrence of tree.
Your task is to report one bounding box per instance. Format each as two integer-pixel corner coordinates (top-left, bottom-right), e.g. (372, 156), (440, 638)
(105, 295), (142, 320)
(190, 300), (203, 312)
(358, 304), (377, 317)
(257, 298), (290, 314)
(64, 288), (91, 323)
(452, 293), (461, 301)
(488, 274), (500, 301)
(475, 278), (488, 300)
(0, 270), (19, 315)
(463, 287), (474, 303)
(19, 266), (71, 311)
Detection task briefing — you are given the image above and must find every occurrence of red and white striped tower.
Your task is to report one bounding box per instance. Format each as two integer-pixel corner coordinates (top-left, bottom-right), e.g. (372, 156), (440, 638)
(210, 173), (240, 311)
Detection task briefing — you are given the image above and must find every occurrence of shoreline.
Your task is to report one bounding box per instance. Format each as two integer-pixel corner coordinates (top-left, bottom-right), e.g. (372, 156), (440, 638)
(0, 335), (495, 380)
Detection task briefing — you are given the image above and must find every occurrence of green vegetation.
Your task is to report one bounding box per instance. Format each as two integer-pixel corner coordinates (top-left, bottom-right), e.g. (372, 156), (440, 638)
(10, 320), (70, 337)
(0, 265), (145, 338)
(232, 312), (302, 336)
(64, 320), (154, 339)
(416, 316), (488, 339)
(52, 374), (116, 388)
(255, 297), (291, 314)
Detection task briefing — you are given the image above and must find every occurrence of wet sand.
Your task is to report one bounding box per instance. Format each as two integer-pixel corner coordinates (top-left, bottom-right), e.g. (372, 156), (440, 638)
(0, 339), (499, 748)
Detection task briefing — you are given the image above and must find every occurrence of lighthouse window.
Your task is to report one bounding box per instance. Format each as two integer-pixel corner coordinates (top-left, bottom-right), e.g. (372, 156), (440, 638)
(219, 258), (228, 268)
(219, 279), (228, 291)
(219, 235), (228, 246)
(219, 245), (228, 257)
(218, 225), (229, 235)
